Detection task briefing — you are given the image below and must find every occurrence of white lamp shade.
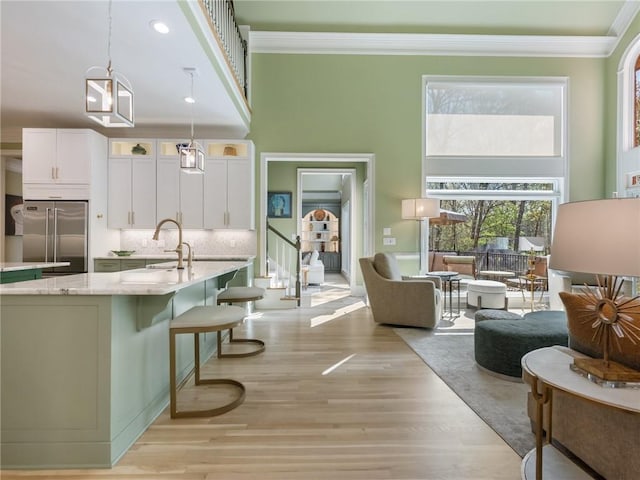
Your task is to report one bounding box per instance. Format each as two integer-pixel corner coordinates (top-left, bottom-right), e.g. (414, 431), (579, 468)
(402, 198), (440, 220)
(549, 198), (640, 277)
(85, 70), (134, 127)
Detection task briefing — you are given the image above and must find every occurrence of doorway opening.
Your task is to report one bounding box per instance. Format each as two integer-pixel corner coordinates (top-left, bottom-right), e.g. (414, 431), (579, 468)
(260, 153), (375, 294)
(298, 168), (356, 284)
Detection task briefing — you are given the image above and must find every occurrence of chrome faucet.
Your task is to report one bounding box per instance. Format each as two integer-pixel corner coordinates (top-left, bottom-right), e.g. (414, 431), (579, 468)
(181, 241), (193, 269)
(152, 218), (184, 269)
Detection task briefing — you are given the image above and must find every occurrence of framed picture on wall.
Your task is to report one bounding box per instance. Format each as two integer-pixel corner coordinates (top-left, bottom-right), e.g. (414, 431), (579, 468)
(267, 191), (292, 218)
(5, 194), (23, 236)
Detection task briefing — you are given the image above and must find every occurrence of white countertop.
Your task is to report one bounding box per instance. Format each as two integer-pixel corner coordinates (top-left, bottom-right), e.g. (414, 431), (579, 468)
(0, 260), (250, 296)
(0, 262), (71, 272)
(93, 254), (255, 261)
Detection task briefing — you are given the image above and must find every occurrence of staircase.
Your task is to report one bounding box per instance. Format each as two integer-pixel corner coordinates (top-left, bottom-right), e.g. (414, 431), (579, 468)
(255, 221), (302, 310)
(254, 273), (298, 310)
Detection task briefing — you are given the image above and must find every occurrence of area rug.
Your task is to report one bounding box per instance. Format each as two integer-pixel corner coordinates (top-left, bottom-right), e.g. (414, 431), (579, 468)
(394, 325), (535, 457)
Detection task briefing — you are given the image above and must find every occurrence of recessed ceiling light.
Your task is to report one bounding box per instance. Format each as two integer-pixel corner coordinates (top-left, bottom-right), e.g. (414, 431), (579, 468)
(184, 96), (195, 104)
(150, 20), (169, 34)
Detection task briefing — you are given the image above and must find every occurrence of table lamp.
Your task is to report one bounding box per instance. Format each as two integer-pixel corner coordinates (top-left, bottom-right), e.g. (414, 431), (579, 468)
(549, 198), (640, 383)
(402, 198), (440, 274)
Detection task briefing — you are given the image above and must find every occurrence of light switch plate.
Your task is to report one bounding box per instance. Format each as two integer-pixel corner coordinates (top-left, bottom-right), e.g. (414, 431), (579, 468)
(383, 227), (391, 235)
(383, 237), (396, 245)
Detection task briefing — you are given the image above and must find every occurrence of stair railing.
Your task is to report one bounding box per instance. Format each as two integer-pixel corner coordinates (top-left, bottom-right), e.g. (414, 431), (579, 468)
(199, 0), (248, 100)
(266, 220), (301, 306)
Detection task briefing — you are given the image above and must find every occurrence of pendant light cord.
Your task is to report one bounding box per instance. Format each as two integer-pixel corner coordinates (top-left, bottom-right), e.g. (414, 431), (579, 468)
(190, 72), (195, 141)
(106, 0), (113, 74)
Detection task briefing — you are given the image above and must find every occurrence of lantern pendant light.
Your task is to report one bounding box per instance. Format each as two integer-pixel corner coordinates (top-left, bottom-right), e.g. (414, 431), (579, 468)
(178, 68), (204, 174)
(85, 0), (134, 127)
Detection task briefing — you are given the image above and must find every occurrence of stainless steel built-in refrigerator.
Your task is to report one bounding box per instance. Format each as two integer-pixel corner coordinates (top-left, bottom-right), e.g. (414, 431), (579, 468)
(23, 200), (88, 275)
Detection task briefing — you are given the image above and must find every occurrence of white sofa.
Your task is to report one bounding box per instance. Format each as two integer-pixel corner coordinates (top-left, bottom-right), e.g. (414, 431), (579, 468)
(548, 269), (634, 310)
(303, 250), (324, 285)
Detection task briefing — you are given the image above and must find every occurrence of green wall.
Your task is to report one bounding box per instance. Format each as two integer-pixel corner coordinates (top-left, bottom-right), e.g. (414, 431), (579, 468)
(249, 52), (608, 261)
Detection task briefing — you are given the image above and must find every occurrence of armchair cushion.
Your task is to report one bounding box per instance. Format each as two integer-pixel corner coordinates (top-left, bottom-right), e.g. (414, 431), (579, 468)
(442, 255), (477, 279)
(373, 252), (402, 280)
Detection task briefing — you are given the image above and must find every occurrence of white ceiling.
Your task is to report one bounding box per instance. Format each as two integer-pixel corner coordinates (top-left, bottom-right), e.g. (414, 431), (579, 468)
(1, 0), (248, 141)
(2, 0), (639, 144)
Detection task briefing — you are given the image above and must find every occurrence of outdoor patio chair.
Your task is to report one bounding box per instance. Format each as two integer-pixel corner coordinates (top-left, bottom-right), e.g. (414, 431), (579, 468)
(442, 255), (477, 280)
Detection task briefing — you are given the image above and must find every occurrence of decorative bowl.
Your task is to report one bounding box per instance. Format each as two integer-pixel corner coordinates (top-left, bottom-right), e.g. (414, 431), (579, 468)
(111, 250), (136, 257)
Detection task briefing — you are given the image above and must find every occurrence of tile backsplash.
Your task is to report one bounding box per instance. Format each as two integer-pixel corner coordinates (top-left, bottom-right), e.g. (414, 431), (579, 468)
(119, 229), (256, 256)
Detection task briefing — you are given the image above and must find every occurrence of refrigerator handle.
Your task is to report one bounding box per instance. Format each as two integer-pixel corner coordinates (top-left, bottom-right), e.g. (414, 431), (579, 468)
(53, 208), (59, 262)
(45, 207), (51, 262)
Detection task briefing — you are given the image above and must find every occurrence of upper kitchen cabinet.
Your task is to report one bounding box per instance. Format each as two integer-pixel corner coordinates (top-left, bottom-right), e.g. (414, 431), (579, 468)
(108, 139), (156, 229)
(156, 140), (204, 229)
(22, 129), (106, 200)
(204, 140), (254, 230)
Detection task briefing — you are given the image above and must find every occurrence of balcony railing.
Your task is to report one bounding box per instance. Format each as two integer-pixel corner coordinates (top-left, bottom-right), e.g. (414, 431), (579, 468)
(435, 250), (547, 280)
(200, 0), (248, 99)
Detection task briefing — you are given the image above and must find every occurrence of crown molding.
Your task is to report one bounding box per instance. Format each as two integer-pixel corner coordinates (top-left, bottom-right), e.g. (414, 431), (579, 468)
(250, 31), (618, 58)
(608, 1), (640, 37)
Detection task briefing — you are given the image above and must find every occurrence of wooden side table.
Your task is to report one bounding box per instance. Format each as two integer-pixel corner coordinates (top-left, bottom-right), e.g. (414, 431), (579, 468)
(520, 347), (640, 479)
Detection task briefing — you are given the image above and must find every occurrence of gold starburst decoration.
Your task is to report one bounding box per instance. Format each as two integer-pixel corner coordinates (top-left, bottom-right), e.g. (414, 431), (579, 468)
(571, 275), (640, 382)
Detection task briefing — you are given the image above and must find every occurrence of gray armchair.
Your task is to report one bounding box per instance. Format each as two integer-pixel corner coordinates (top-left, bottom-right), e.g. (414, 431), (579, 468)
(359, 253), (442, 328)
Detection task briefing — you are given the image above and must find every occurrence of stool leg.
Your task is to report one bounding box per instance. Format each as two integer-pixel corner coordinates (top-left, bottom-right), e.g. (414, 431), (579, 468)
(218, 327), (265, 358)
(171, 329), (246, 419)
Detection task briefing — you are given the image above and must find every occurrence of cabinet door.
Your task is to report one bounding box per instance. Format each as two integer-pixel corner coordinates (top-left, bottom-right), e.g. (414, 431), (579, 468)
(156, 158), (181, 224)
(226, 158), (254, 229)
(56, 130), (91, 183)
(22, 129), (56, 183)
(203, 159), (228, 229)
(94, 259), (121, 272)
(131, 157), (156, 228)
(179, 170), (203, 228)
(108, 158), (133, 228)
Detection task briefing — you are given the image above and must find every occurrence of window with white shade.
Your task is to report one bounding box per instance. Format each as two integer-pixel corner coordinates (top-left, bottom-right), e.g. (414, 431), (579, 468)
(426, 78), (564, 158)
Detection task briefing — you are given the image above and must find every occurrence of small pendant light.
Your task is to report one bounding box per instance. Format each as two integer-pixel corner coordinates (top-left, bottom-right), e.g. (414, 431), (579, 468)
(178, 68), (204, 174)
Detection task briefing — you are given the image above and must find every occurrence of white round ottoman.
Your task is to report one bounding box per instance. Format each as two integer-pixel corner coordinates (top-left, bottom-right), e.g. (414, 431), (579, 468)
(466, 280), (508, 309)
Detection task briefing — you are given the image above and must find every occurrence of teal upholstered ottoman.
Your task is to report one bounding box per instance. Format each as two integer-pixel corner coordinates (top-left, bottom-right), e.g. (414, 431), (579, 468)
(474, 309), (523, 322)
(474, 310), (568, 378)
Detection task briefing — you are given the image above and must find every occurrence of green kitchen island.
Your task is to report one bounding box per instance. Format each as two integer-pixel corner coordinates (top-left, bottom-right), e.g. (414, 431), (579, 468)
(0, 260), (254, 469)
(0, 262), (71, 283)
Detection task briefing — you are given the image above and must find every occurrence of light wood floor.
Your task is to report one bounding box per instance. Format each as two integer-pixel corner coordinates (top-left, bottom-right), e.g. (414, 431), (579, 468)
(3, 280), (521, 479)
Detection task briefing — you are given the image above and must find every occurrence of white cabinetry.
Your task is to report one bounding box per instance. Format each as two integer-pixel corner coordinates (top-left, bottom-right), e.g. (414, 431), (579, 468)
(22, 129), (102, 199)
(108, 140), (156, 229)
(203, 140), (254, 229)
(156, 140), (203, 229)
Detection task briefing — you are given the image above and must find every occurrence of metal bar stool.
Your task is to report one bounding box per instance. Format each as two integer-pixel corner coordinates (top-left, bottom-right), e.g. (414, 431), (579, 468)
(216, 285), (266, 358)
(169, 305), (249, 418)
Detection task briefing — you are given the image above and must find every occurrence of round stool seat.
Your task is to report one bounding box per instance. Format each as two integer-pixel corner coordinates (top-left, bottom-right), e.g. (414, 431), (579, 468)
(217, 286), (265, 304)
(474, 311), (568, 378)
(467, 280), (507, 309)
(170, 305), (245, 332)
(474, 309), (522, 322)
